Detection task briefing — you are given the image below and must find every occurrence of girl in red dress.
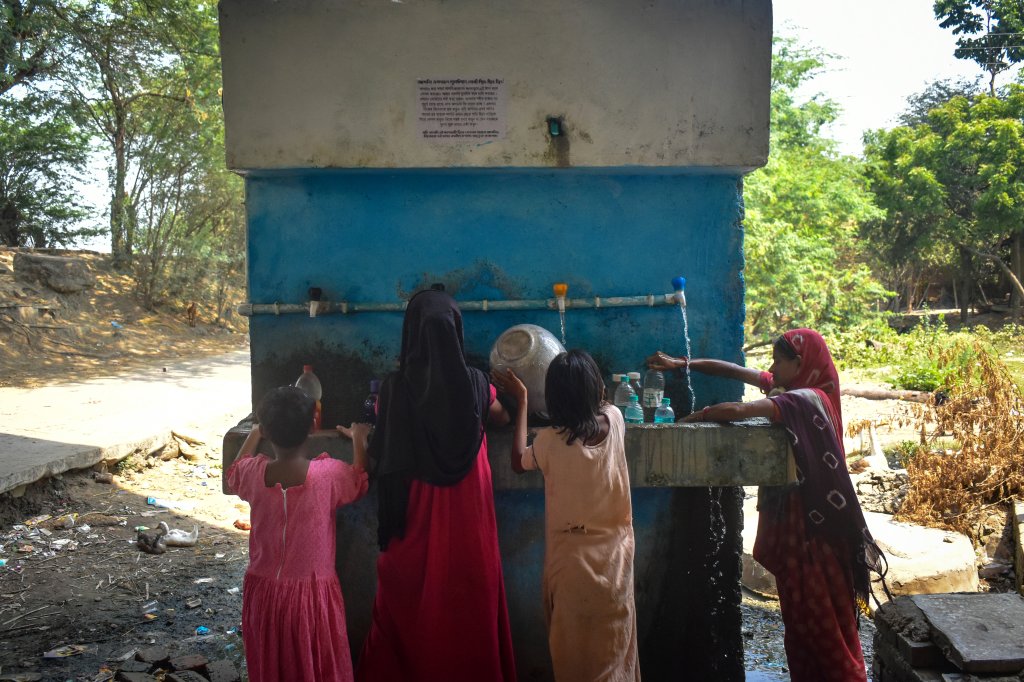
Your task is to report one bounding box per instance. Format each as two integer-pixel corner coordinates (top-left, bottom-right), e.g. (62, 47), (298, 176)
(352, 287), (517, 682)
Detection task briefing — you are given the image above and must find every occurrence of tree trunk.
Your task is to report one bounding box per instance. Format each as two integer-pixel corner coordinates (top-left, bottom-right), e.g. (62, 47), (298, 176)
(1012, 231), (1022, 311)
(110, 119), (128, 269)
(964, 244), (1024, 307)
(959, 246), (971, 323)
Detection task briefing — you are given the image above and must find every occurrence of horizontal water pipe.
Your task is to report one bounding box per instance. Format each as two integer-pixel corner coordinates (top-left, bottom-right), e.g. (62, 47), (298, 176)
(237, 292), (685, 317)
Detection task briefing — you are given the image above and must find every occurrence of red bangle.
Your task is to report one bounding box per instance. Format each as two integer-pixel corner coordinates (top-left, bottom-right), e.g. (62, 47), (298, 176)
(702, 407), (710, 421)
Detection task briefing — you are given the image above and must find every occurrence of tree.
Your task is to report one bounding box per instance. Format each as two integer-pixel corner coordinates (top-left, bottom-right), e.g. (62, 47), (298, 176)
(934, 0), (1024, 94)
(743, 38), (888, 341)
(864, 87), (1024, 321)
(56, 0), (215, 268)
(0, 94), (95, 247)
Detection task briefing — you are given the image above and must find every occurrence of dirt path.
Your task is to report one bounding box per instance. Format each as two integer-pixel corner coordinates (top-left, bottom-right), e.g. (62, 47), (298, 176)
(0, 429), (251, 681)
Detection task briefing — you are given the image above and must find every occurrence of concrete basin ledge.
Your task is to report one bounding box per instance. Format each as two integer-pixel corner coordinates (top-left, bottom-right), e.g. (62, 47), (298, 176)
(223, 418), (793, 494)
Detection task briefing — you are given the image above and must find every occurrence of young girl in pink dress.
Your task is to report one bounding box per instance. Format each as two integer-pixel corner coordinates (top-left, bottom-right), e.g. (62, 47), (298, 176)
(493, 349), (641, 682)
(227, 386), (369, 682)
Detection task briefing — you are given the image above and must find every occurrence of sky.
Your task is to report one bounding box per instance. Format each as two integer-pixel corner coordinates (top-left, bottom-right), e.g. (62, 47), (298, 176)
(773, 0), (1021, 156)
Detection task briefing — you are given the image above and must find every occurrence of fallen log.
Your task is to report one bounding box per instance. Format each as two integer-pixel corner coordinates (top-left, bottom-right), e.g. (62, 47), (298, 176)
(841, 386), (931, 403)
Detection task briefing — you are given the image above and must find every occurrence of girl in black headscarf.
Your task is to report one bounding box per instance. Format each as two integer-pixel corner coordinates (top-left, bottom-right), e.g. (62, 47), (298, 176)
(351, 287), (517, 682)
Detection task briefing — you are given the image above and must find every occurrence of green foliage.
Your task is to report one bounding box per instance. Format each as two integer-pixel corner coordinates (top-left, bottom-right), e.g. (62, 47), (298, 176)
(934, 0), (1024, 92)
(884, 440), (923, 468)
(0, 94), (97, 247)
(744, 37), (890, 342)
(864, 85), (1024, 317)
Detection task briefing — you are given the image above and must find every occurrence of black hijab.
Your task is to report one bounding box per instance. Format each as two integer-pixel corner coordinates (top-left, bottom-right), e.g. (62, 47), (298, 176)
(368, 288), (490, 550)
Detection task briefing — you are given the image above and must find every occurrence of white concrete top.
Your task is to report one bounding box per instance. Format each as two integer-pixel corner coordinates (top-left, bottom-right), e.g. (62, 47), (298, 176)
(218, 0), (772, 171)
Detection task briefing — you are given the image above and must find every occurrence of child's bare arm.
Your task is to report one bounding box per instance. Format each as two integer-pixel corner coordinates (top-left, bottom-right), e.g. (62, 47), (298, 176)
(238, 424), (262, 457)
(490, 368), (528, 474)
(336, 423), (371, 471)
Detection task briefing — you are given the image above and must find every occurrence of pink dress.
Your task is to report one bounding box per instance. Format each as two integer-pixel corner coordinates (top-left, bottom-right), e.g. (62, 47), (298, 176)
(228, 452), (368, 682)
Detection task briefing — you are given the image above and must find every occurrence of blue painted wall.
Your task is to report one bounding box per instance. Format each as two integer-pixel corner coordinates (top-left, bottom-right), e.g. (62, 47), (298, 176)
(246, 168), (746, 424)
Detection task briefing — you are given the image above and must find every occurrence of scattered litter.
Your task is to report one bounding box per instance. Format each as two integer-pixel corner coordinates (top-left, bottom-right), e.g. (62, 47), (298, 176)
(108, 648), (137, 662)
(85, 667), (113, 682)
(215, 553), (225, 559)
(76, 524), (92, 534)
(43, 644), (88, 658)
(0, 559), (6, 567)
(185, 597), (202, 609)
(194, 577), (214, 584)
(134, 526), (149, 532)
(226, 587), (240, 595)
(16, 544), (33, 553)
(140, 600), (159, 616)
(162, 522), (199, 547)
(36, 527), (52, 537)
(233, 519), (251, 531)
(23, 515), (51, 526)
(195, 625), (210, 635)
(146, 497), (195, 512)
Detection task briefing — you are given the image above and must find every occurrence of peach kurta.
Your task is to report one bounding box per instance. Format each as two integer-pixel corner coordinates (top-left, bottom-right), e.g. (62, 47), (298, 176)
(524, 405), (641, 682)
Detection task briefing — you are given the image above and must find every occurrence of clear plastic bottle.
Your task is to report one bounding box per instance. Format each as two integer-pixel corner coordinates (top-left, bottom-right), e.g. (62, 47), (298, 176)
(624, 394), (644, 424)
(361, 379), (381, 425)
(613, 374), (636, 415)
(627, 372), (643, 403)
(654, 397), (675, 424)
(294, 365), (323, 431)
(642, 369), (665, 410)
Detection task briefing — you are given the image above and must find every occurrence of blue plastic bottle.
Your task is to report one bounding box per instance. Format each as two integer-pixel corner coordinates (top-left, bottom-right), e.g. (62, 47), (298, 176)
(654, 397), (675, 424)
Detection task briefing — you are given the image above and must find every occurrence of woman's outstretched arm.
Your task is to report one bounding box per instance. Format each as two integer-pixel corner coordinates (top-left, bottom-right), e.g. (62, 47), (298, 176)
(647, 351), (763, 387)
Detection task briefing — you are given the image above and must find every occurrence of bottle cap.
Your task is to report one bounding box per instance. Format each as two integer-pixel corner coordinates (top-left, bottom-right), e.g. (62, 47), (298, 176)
(628, 372), (640, 380)
(303, 364), (313, 372)
(629, 394), (639, 402)
(662, 397), (671, 405)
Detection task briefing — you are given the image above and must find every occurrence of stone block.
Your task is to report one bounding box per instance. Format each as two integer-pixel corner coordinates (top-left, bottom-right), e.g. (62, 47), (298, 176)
(166, 672), (209, 682)
(169, 653), (208, 671)
(911, 592), (1024, 674)
(13, 252), (94, 293)
(117, 659), (152, 673)
(205, 659), (240, 682)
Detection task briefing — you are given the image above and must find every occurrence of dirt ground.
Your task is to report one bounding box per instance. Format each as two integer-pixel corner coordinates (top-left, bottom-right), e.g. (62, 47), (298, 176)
(0, 438), (251, 681)
(0, 248), (248, 389)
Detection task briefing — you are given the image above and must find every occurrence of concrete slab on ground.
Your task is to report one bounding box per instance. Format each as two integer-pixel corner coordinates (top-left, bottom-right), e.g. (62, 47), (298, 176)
(910, 592), (1024, 674)
(741, 497), (978, 601)
(0, 351), (251, 495)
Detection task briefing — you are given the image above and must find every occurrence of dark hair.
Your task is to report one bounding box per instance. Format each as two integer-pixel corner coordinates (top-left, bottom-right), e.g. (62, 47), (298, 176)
(774, 335), (798, 361)
(256, 386), (314, 448)
(544, 349), (604, 446)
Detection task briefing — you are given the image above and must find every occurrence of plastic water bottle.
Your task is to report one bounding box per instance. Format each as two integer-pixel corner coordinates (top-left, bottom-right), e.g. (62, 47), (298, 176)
(627, 372), (643, 403)
(361, 379), (380, 424)
(654, 397), (675, 424)
(613, 374), (636, 415)
(624, 394), (644, 424)
(642, 369), (665, 410)
(294, 365), (322, 431)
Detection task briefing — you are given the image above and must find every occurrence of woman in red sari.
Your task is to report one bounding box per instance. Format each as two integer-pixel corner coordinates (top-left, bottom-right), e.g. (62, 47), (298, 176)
(648, 329), (887, 682)
(353, 286), (516, 682)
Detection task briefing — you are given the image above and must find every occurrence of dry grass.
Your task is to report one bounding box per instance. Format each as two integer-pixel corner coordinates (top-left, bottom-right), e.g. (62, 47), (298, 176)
(0, 248), (247, 388)
(895, 340), (1024, 540)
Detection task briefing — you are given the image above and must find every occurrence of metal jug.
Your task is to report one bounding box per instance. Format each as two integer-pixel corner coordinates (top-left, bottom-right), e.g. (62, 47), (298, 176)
(489, 324), (566, 418)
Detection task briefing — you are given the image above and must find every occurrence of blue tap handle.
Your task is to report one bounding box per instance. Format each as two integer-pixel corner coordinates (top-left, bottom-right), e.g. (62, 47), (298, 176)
(671, 276), (686, 291)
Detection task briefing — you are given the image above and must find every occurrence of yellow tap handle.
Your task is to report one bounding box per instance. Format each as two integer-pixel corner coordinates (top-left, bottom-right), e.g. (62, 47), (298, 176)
(553, 283), (568, 298)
